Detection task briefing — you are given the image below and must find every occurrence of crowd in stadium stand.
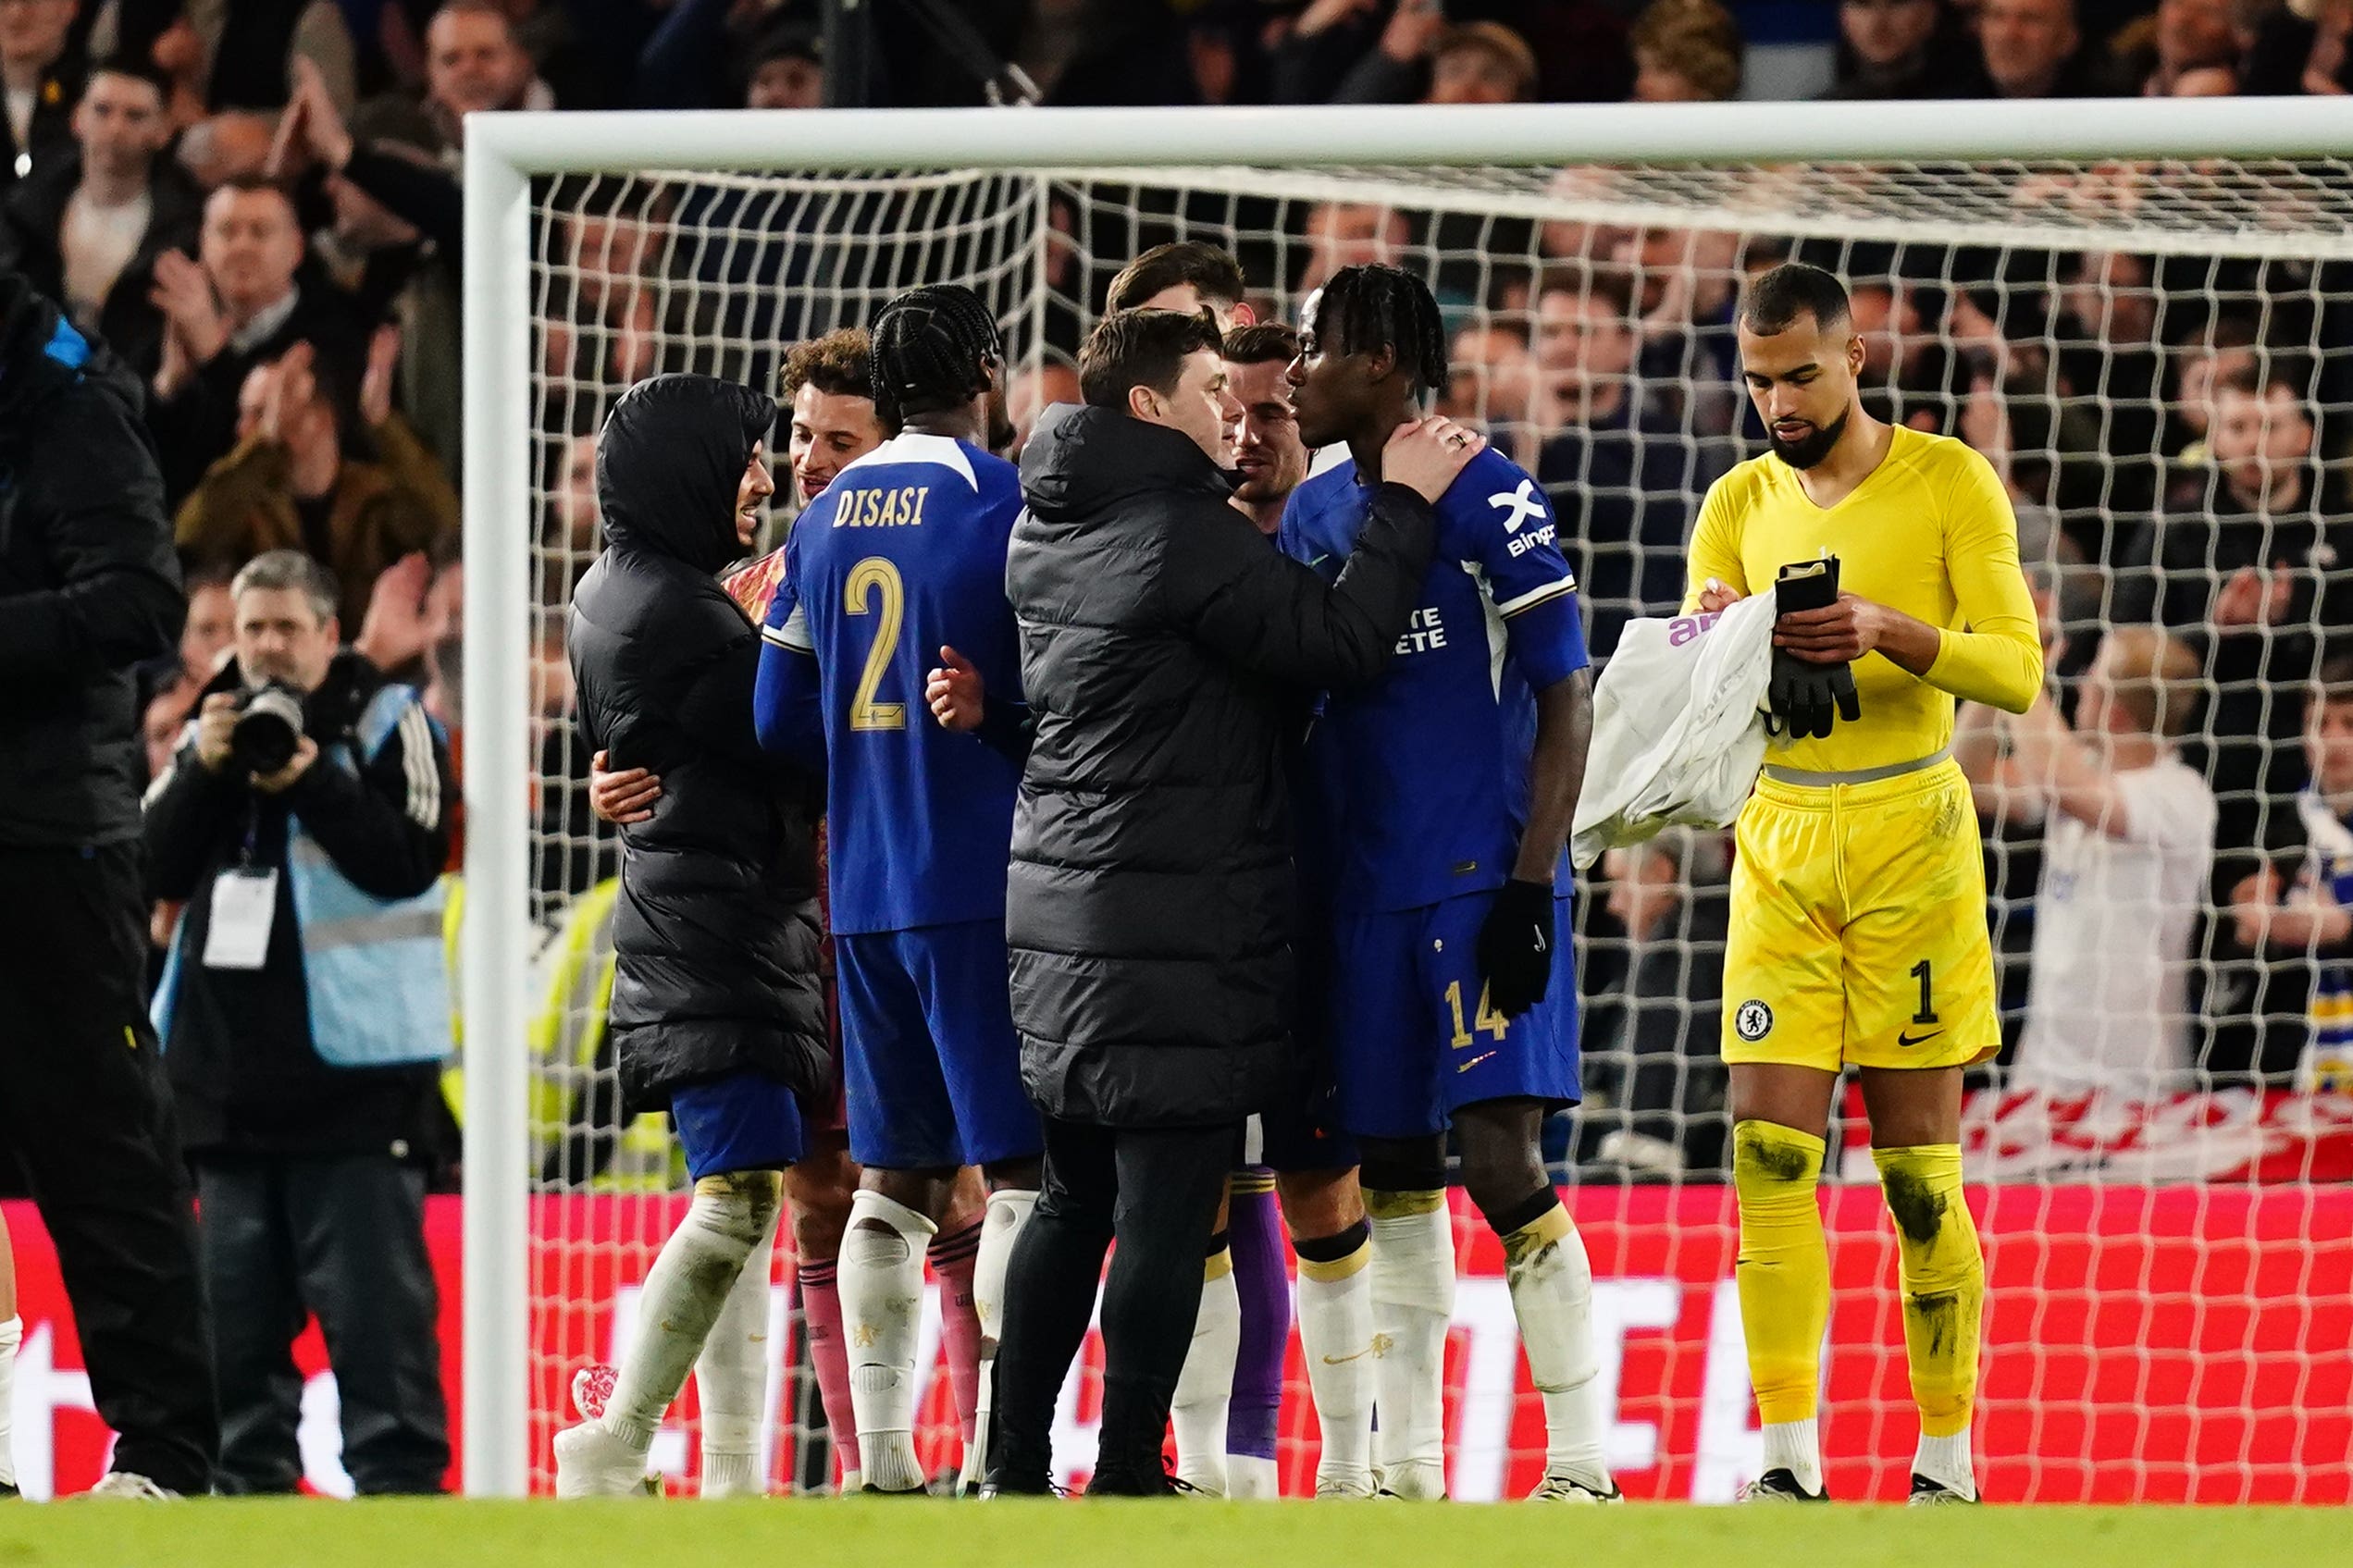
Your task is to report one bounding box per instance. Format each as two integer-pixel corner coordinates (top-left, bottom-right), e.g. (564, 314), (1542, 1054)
(18, 0), (2348, 1190)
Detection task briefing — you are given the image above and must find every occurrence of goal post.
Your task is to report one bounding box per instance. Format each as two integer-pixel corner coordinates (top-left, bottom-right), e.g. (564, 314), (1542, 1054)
(462, 99), (2353, 1500)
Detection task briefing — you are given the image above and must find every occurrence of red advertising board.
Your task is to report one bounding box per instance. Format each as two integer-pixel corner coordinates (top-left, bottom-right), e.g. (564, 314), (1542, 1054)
(6, 1185), (2347, 1502)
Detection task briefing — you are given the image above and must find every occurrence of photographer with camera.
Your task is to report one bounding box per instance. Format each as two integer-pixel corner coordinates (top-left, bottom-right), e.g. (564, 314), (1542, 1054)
(143, 549), (455, 1495)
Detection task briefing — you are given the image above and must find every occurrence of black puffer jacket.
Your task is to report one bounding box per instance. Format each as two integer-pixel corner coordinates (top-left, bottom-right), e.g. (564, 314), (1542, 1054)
(567, 374), (827, 1113)
(0, 270), (184, 849)
(1007, 404), (1436, 1128)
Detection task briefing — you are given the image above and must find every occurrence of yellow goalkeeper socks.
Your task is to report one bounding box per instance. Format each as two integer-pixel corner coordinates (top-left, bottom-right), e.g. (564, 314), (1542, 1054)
(1873, 1142), (1982, 1497)
(1732, 1119), (1829, 1488)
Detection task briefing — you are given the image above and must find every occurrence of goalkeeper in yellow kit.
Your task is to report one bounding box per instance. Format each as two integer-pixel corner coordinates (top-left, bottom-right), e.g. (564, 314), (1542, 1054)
(1684, 264), (2041, 1505)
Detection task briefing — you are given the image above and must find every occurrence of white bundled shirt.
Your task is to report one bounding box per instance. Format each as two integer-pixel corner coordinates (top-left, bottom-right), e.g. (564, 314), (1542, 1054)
(1570, 593), (1776, 870)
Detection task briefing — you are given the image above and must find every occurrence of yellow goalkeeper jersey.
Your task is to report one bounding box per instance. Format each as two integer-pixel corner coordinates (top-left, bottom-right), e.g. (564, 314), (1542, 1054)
(1682, 424), (2043, 773)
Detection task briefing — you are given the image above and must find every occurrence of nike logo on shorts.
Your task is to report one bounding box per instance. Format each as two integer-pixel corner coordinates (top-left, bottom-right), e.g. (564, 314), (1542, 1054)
(1898, 1029), (1944, 1048)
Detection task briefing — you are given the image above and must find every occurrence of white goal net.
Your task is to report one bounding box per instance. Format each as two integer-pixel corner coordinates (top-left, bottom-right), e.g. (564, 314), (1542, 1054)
(466, 105), (2353, 1503)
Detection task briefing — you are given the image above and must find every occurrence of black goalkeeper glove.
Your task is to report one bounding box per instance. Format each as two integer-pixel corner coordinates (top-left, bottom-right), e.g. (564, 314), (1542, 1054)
(1477, 878), (1556, 1019)
(1769, 557), (1864, 741)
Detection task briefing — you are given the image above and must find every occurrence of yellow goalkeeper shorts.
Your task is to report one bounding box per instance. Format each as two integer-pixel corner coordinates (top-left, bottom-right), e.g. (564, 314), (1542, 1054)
(1721, 753), (1998, 1073)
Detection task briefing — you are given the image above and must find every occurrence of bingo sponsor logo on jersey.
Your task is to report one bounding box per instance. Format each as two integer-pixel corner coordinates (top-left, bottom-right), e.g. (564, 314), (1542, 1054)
(1489, 478), (1555, 558)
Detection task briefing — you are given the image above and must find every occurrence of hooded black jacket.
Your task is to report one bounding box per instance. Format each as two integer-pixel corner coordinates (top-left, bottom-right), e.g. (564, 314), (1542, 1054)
(567, 374), (828, 1114)
(1006, 404), (1436, 1129)
(0, 271), (185, 849)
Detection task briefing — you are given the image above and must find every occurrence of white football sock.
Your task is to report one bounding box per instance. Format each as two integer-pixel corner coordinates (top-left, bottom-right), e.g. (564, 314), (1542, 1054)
(0, 1315), (19, 1488)
(1762, 1417), (1824, 1495)
(1499, 1204), (1609, 1488)
(1367, 1192), (1455, 1488)
(700, 1449), (762, 1498)
(604, 1174), (779, 1454)
(1294, 1231), (1375, 1497)
(841, 1189), (936, 1492)
(1170, 1248), (1239, 1496)
(695, 1204), (779, 1497)
(1226, 1454), (1280, 1499)
(960, 1186), (1036, 1492)
(1914, 1426), (1975, 1499)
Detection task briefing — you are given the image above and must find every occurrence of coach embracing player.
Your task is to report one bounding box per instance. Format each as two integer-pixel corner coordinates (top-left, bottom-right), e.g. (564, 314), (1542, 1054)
(989, 306), (1480, 1495)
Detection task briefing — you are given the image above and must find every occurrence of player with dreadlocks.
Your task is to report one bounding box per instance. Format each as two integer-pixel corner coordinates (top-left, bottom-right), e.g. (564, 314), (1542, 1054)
(1282, 264), (1614, 1501)
(753, 283), (1042, 1495)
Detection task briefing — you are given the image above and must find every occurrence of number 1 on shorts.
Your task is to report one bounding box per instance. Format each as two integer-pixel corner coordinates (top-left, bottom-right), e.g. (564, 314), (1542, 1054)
(1910, 957), (1938, 1026)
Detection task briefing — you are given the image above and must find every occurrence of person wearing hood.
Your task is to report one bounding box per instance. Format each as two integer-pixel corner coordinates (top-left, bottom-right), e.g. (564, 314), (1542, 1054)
(0, 269), (217, 1500)
(985, 305), (1480, 1496)
(556, 371), (827, 1498)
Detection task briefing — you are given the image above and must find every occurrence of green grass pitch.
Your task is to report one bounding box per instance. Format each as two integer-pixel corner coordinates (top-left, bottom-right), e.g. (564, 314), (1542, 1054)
(2, 1498), (2337, 1568)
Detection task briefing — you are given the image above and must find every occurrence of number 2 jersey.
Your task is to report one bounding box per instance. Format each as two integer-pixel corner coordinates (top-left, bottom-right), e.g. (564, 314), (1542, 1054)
(758, 432), (1025, 936)
(1279, 445), (1590, 914)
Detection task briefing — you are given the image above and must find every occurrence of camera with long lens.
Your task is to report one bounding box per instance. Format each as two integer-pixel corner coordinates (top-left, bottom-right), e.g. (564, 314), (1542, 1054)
(229, 682), (307, 774)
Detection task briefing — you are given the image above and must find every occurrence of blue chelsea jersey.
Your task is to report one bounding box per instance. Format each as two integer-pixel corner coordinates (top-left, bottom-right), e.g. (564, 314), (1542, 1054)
(1278, 446), (1588, 914)
(761, 433), (1025, 935)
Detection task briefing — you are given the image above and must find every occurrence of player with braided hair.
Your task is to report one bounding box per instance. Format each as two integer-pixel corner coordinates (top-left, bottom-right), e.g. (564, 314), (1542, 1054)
(1282, 263), (1614, 1502)
(870, 283), (1012, 442)
(753, 283), (1042, 1495)
(1303, 262), (1453, 409)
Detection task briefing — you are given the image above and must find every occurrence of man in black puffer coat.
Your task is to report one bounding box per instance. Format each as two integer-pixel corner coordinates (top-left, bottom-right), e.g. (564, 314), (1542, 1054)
(556, 372), (828, 1496)
(988, 307), (1486, 1494)
(0, 268), (217, 1499)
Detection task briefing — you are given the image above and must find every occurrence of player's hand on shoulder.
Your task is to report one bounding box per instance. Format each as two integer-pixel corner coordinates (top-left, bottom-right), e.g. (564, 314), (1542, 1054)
(1382, 414), (1486, 504)
(588, 748), (663, 824)
(926, 646), (985, 734)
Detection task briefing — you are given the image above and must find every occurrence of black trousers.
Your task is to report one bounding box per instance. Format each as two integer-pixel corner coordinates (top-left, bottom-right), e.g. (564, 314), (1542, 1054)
(0, 844), (217, 1494)
(993, 1116), (1233, 1491)
(197, 1154), (450, 1494)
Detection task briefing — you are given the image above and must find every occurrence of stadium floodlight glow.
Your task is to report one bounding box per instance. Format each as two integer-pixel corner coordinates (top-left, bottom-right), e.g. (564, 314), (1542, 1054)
(464, 98), (2353, 1500)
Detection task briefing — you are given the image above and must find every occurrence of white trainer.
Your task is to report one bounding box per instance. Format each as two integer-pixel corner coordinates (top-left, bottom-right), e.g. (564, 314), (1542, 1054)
(85, 1472), (177, 1500)
(1528, 1471), (1623, 1503)
(554, 1420), (659, 1499)
(1312, 1468), (1377, 1500)
(1373, 1459), (1446, 1500)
